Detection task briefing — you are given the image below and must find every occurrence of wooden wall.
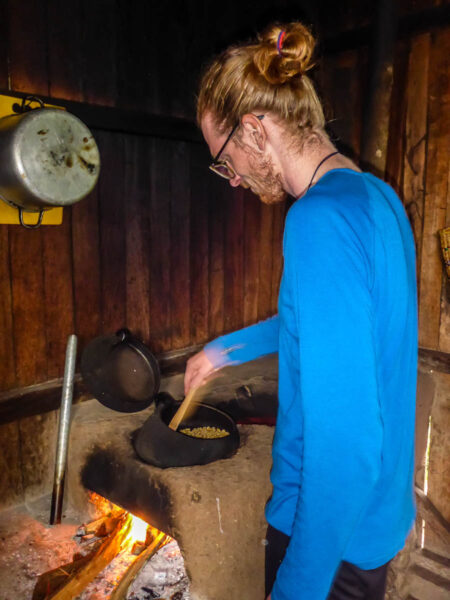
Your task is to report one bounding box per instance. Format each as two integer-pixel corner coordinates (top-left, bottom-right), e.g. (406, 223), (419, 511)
(0, 0), (293, 395)
(0, 0), (448, 513)
(0, 0), (449, 398)
(319, 23), (450, 353)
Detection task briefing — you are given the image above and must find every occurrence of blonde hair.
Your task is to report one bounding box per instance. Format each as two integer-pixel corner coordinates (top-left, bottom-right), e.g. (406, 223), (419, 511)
(197, 22), (325, 137)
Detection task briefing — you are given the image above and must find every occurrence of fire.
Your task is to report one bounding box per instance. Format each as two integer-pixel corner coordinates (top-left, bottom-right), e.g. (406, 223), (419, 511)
(87, 491), (171, 552)
(126, 513), (149, 545)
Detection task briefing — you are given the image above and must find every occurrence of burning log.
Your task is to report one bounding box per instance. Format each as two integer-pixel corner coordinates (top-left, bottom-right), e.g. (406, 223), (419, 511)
(32, 510), (128, 600)
(109, 530), (167, 599)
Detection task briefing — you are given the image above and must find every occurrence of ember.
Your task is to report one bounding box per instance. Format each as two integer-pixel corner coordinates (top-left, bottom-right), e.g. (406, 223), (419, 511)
(28, 492), (190, 599)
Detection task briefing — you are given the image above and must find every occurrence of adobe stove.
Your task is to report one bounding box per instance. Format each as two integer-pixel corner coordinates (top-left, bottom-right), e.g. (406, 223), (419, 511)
(66, 354), (278, 600)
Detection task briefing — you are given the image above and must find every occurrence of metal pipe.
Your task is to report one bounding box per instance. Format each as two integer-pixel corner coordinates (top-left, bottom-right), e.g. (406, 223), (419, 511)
(50, 334), (78, 525)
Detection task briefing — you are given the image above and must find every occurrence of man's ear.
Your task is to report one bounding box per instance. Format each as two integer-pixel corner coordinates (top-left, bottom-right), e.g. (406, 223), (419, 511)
(240, 114), (266, 152)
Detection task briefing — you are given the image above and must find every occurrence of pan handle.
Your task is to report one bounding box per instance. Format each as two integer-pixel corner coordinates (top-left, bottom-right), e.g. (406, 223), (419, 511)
(115, 328), (132, 342)
(19, 208), (44, 229)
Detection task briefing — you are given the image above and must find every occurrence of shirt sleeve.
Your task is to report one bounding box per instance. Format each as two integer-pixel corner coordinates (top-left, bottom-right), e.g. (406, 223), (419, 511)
(271, 195), (383, 600)
(204, 315), (279, 369)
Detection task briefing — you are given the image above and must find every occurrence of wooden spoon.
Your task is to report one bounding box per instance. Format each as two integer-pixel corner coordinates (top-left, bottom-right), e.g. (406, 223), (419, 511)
(168, 386), (199, 431)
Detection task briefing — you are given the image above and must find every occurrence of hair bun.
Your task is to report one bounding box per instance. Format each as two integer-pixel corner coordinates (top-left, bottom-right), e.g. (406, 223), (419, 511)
(253, 22), (316, 85)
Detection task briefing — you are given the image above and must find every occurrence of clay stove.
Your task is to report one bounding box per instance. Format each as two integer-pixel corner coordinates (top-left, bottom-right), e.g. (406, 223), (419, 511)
(67, 361), (279, 600)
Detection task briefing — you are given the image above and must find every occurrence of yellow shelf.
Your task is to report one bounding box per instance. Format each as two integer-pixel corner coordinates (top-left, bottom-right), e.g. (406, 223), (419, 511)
(0, 93), (65, 226)
(0, 202), (63, 225)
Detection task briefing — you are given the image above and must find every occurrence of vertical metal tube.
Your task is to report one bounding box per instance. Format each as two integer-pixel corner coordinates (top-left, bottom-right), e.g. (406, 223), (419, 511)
(50, 334), (78, 525)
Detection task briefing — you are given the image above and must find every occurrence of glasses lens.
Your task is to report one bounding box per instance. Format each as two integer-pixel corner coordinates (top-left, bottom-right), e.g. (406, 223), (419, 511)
(209, 162), (235, 180)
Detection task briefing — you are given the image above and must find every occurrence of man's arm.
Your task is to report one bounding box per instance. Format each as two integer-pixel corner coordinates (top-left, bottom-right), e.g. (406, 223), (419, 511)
(184, 315), (279, 393)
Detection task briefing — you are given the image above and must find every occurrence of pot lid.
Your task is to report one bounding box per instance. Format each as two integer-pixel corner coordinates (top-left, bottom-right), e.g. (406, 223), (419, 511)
(80, 329), (160, 413)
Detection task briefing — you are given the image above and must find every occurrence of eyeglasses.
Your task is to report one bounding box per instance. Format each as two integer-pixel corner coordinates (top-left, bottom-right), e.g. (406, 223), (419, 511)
(209, 115), (264, 180)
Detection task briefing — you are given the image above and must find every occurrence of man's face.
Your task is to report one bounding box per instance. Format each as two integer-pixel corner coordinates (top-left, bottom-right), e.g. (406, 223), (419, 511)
(201, 112), (286, 205)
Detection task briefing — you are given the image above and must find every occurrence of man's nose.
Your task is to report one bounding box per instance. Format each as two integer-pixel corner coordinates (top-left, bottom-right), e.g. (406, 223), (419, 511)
(229, 174), (241, 187)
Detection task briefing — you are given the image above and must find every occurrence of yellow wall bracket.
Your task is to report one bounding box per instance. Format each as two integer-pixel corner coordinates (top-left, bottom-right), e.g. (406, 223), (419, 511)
(0, 93), (64, 226)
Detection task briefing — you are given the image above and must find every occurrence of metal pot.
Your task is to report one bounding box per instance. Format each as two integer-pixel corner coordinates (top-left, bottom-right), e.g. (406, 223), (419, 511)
(0, 107), (100, 212)
(133, 392), (240, 468)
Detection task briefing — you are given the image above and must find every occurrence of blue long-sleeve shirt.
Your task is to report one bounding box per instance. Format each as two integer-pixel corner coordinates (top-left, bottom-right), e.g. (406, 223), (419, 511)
(205, 169), (417, 600)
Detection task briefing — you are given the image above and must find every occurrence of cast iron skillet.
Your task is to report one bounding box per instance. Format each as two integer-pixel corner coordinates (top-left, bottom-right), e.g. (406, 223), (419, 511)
(133, 392), (240, 468)
(80, 328), (160, 412)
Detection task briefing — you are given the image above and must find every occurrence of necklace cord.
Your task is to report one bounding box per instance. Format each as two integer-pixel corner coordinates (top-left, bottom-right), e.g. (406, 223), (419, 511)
(306, 151), (339, 193)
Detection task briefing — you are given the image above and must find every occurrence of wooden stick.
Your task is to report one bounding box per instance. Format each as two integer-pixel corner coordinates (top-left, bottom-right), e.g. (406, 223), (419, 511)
(48, 512), (131, 599)
(168, 386), (198, 431)
(109, 531), (167, 600)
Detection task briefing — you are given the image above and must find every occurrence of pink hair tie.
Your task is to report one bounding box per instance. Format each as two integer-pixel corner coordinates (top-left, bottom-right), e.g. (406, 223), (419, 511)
(277, 30), (286, 56)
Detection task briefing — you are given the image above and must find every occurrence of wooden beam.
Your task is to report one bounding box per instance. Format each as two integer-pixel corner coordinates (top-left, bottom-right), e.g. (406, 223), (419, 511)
(360, 0), (397, 176)
(0, 344), (201, 425)
(418, 348), (450, 375)
(321, 5), (450, 55)
(0, 90), (202, 143)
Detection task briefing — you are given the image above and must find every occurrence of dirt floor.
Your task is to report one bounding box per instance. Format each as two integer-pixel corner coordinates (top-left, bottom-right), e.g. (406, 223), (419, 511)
(0, 496), (79, 600)
(0, 495), (190, 600)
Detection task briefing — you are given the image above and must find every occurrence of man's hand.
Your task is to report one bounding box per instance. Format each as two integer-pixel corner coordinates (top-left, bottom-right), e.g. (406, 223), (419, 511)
(184, 350), (215, 394)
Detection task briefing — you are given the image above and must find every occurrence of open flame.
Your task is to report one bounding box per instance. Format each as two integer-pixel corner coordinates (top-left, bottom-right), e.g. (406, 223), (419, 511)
(127, 514), (149, 545)
(87, 491), (171, 552)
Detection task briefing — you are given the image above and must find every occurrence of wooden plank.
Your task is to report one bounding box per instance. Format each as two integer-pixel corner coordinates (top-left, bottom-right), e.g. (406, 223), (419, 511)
(0, 0), (9, 89)
(419, 29), (450, 349)
(9, 227), (48, 386)
(243, 193), (260, 327)
(124, 135), (151, 341)
(439, 166), (450, 352)
(402, 34), (430, 291)
(115, 0), (154, 113)
(360, 0), (396, 176)
(258, 203), (274, 321)
(170, 140), (191, 348)
(270, 201), (286, 314)
(190, 144), (209, 345)
(224, 187), (244, 333)
(385, 38), (410, 194)
(19, 411), (58, 502)
(47, 0), (83, 101)
(0, 421), (24, 509)
(79, 0), (117, 106)
(0, 91), (202, 144)
(321, 4), (450, 54)
(41, 215), (75, 380)
(72, 187), (101, 349)
(208, 176), (226, 339)
(319, 51), (362, 161)
(7, 0), (49, 95)
(418, 347), (450, 375)
(148, 138), (172, 353)
(0, 228), (16, 391)
(0, 344), (202, 426)
(97, 130), (126, 333)
(0, 377), (87, 425)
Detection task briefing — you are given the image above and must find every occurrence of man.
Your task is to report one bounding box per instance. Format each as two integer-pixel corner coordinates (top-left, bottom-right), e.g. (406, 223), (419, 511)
(185, 22), (417, 600)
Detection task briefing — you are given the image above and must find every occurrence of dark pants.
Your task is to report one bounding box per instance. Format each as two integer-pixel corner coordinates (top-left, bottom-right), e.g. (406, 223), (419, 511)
(265, 525), (390, 600)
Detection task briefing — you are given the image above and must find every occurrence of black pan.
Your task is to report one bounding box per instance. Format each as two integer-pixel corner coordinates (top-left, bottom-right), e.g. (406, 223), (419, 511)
(133, 392), (240, 468)
(80, 329), (160, 412)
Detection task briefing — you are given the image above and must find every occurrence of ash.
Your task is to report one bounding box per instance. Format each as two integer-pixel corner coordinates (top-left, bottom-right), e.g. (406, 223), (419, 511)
(126, 539), (191, 600)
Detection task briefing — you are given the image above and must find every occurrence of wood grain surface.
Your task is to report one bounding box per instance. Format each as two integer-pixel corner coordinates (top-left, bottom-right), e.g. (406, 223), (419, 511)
(0, 2), (447, 398)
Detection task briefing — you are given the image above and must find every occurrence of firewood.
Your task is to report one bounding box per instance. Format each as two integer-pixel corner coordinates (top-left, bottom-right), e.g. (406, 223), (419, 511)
(109, 531), (167, 599)
(74, 511), (121, 538)
(32, 510), (129, 600)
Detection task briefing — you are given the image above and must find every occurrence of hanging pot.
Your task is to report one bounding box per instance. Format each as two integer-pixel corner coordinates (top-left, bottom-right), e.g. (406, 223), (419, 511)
(0, 105), (100, 218)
